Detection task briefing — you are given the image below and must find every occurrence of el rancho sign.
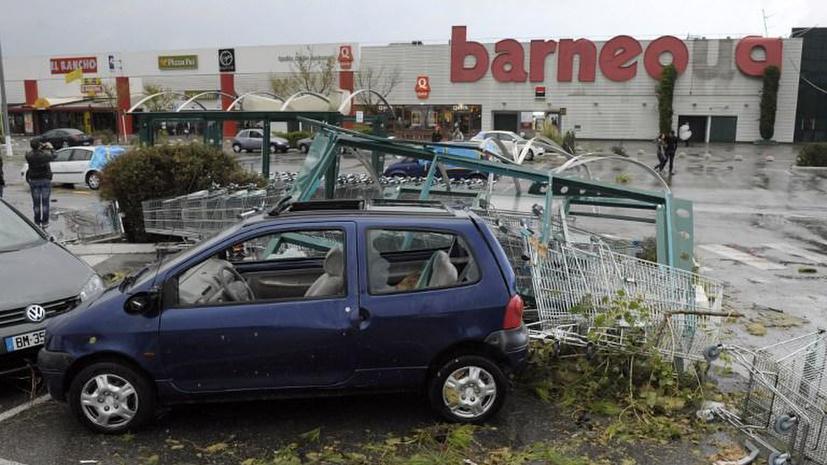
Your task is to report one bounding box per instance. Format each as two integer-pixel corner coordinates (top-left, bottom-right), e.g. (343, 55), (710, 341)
(450, 26), (782, 83)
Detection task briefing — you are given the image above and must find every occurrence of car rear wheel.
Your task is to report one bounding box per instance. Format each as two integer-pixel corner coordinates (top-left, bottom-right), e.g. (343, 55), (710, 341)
(86, 171), (102, 190)
(68, 362), (155, 434)
(428, 355), (506, 423)
(232, 143), (242, 153)
(300, 144), (309, 153)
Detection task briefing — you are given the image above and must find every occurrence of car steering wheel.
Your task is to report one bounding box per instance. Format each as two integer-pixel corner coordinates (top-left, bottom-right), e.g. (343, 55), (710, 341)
(217, 262), (254, 302)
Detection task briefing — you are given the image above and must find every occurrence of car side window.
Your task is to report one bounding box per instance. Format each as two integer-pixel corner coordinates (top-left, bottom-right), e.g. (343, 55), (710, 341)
(367, 229), (479, 294)
(250, 131), (262, 139)
(53, 149), (72, 162)
(70, 149), (91, 161)
(175, 229), (346, 307)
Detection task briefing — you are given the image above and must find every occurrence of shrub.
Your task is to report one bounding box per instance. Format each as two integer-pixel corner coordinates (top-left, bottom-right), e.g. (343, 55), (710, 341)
(275, 131), (311, 148)
(796, 143), (827, 167)
(656, 64), (677, 135)
(100, 143), (265, 242)
(760, 65), (780, 141)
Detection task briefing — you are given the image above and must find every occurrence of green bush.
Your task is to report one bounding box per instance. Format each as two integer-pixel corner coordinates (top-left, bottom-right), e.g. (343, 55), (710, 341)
(275, 131), (311, 148)
(796, 143), (827, 167)
(656, 64), (677, 135)
(100, 143), (264, 242)
(760, 65), (780, 141)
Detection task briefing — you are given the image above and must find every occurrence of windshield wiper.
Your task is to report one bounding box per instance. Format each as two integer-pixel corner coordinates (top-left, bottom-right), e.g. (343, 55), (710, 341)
(119, 265), (149, 291)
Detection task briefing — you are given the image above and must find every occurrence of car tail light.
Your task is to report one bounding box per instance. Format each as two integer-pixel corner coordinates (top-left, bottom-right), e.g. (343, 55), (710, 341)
(503, 294), (524, 330)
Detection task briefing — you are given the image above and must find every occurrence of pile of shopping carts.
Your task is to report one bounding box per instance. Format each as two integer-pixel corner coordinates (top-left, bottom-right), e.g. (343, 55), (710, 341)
(58, 201), (124, 243)
(699, 331), (827, 465)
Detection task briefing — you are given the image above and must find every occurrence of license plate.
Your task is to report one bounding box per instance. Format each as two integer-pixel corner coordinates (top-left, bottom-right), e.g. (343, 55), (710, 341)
(4, 330), (46, 352)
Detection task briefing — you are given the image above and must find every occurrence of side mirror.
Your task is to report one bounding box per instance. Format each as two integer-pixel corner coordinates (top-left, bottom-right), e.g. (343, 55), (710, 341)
(124, 289), (159, 315)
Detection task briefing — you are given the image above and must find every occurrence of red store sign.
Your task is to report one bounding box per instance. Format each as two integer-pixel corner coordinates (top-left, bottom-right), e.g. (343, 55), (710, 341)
(338, 45), (354, 70)
(450, 26), (782, 83)
(415, 76), (431, 99)
(50, 56), (98, 75)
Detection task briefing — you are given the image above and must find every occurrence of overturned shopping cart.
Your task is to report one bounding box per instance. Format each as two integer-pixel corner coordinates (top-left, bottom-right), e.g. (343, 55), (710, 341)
(700, 330), (827, 465)
(526, 236), (730, 363)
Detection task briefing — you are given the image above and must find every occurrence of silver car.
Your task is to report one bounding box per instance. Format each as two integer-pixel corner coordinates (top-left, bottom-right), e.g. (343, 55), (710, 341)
(0, 199), (103, 375)
(231, 129), (289, 154)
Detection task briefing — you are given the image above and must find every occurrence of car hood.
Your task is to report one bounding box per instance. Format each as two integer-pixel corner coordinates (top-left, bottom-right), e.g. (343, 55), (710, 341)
(272, 136), (289, 144)
(0, 241), (94, 310)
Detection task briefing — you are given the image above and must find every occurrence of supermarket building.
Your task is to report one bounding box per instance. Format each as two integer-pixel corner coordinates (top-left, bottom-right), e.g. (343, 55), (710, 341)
(1, 26), (812, 143)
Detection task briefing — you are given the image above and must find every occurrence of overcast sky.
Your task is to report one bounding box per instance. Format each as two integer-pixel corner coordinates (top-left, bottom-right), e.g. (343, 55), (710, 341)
(1, 0), (824, 56)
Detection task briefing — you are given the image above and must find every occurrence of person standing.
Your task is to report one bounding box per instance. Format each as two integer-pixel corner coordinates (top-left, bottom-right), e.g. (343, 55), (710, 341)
(431, 125), (443, 143)
(654, 133), (667, 172)
(25, 140), (55, 228)
(0, 151), (5, 198)
(679, 122), (691, 147)
(666, 130), (679, 175)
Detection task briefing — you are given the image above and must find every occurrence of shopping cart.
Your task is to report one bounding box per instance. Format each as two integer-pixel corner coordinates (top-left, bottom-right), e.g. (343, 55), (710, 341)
(527, 238), (729, 363)
(700, 330), (827, 465)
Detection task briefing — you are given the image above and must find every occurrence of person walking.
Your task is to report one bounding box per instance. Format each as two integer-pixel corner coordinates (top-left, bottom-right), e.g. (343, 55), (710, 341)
(654, 133), (667, 172)
(25, 140), (55, 228)
(666, 130), (679, 175)
(679, 122), (691, 147)
(0, 151), (5, 198)
(431, 125), (443, 143)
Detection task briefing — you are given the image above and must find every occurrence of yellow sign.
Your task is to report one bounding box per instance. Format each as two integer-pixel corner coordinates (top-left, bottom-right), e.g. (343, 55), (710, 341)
(65, 67), (83, 84)
(158, 55), (198, 70)
(33, 98), (51, 109)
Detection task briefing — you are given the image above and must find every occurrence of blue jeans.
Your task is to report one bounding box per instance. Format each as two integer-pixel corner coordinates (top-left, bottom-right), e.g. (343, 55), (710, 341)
(29, 179), (52, 225)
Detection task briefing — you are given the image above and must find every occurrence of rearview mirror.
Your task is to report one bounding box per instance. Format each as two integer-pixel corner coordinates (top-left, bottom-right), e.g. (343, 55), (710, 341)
(124, 289), (158, 315)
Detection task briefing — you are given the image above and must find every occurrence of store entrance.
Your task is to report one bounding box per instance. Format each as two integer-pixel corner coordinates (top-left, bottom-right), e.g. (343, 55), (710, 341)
(493, 112), (519, 132)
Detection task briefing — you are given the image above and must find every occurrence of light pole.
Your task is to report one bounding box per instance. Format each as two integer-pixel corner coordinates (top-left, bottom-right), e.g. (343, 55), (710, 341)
(0, 34), (13, 157)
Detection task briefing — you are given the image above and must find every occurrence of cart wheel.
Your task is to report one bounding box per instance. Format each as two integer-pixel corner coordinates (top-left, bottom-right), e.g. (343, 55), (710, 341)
(768, 452), (789, 465)
(773, 415), (797, 434)
(703, 345), (722, 362)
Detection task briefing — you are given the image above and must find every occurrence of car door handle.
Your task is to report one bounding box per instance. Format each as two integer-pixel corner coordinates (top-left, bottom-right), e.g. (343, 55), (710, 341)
(358, 307), (371, 330)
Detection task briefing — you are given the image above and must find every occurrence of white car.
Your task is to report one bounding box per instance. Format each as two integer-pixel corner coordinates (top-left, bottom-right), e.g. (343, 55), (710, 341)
(21, 145), (125, 190)
(470, 130), (545, 162)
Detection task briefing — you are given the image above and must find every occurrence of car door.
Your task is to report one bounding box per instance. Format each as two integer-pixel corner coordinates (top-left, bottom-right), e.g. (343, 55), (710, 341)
(65, 149), (92, 185)
(49, 148), (74, 183)
(158, 222), (359, 393)
(248, 130), (263, 151)
(354, 220), (504, 387)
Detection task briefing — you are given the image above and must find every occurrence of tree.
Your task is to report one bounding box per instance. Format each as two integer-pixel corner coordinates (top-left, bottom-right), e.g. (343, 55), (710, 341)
(270, 46), (337, 97)
(141, 84), (176, 112)
(354, 65), (401, 113)
(759, 65), (780, 141)
(655, 64), (677, 135)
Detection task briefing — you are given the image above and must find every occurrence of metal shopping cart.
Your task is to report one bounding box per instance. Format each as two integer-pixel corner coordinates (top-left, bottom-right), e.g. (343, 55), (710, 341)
(700, 330), (827, 465)
(527, 237), (729, 363)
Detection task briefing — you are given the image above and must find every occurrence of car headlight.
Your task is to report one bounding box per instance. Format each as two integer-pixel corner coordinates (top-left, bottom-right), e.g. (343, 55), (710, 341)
(79, 274), (105, 302)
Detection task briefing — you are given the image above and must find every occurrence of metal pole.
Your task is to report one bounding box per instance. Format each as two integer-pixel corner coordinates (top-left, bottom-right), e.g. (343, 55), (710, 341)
(0, 34), (14, 157)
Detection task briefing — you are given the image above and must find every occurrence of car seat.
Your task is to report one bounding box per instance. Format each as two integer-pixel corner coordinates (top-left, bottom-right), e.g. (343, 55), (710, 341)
(305, 246), (345, 297)
(368, 238), (392, 292)
(416, 250), (458, 289)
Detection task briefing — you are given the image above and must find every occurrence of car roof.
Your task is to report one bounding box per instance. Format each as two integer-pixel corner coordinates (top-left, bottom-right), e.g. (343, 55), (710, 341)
(244, 200), (472, 227)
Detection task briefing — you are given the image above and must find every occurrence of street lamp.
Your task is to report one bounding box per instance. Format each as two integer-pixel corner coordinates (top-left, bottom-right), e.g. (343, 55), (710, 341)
(0, 34), (13, 157)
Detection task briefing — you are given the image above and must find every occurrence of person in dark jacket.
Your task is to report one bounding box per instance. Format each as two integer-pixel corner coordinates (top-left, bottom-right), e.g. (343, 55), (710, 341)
(0, 151), (5, 198)
(665, 130), (679, 175)
(25, 140), (55, 228)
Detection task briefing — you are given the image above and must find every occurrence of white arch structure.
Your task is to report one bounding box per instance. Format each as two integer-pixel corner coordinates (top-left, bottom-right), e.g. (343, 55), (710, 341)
(226, 91), (285, 111)
(553, 154), (671, 193)
(175, 91), (237, 112)
(280, 91), (330, 111)
(337, 89), (394, 115)
(127, 91), (204, 113)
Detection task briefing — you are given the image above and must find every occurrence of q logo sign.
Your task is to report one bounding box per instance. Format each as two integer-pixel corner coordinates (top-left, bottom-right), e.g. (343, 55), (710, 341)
(415, 76), (431, 99)
(337, 45), (353, 70)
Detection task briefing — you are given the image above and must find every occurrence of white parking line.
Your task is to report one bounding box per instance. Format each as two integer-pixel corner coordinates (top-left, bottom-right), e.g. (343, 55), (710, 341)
(0, 395), (50, 424)
(0, 458), (29, 465)
(699, 244), (787, 270)
(765, 243), (827, 265)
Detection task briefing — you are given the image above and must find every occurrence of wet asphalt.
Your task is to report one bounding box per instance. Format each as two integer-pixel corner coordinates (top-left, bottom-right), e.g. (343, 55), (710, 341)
(1, 140), (826, 464)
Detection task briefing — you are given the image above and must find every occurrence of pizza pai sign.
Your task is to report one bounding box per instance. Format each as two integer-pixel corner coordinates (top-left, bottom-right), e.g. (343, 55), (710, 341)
(50, 57), (98, 75)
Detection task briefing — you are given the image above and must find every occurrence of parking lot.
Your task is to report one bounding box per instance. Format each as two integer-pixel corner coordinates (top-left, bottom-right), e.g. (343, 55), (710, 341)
(1, 140), (826, 464)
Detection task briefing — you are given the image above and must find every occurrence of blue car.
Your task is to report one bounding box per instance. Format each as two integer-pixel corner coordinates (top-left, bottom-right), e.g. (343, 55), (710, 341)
(38, 200), (528, 433)
(384, 144), (492, 180)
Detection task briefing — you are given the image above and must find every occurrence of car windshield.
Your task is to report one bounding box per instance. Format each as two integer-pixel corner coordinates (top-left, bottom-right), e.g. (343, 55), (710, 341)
(0, 202), (45, 252)
(64, 128), (83, 135)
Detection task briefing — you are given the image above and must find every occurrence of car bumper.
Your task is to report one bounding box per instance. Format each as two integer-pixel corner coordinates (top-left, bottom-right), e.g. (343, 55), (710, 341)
(37, 349), (75, 402)
(485, 324), (529, 371)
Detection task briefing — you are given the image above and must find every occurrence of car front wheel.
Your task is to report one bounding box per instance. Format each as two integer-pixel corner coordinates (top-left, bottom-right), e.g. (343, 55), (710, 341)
(68, 362), (156, 434)
(428, 355), (507, 423)
(232, 143), (242, 153)
(86, 171), (102, 190)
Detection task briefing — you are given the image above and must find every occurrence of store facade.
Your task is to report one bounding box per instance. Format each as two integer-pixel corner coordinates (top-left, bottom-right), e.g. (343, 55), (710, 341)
(0, 26), (806, 143)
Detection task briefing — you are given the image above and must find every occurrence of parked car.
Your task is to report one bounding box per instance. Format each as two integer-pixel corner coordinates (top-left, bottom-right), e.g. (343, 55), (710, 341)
(231, 129), (289, 153)
(470, 131), (545, 161)
(0, 199), (103, 376)
(32, 128), (94, 149)
(39, 199), (528, 433)
(297, 136), (314, 153)
(384, 157), (490, 180)
(21, 145), (126, 190)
